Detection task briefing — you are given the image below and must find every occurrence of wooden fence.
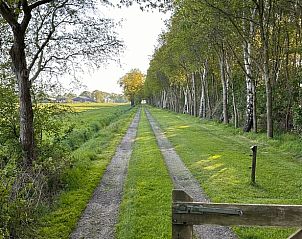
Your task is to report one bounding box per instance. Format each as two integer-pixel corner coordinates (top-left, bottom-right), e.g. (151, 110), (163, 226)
(172, 190), (302, 239)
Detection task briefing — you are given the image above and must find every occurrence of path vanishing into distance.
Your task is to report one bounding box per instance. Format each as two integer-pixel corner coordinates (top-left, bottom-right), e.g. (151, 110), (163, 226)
(71, 107), (237, 239)
(71, 109), (141, 239)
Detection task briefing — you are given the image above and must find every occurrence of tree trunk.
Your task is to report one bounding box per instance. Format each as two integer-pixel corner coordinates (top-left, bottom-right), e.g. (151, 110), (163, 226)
(199, 62), (208, 118)
(242, 8), (257, 132)
(252, 80), (257, 133)
(10, 28), (35, 167)
(206, 73), (212, 118)
(226, 60), (238, 128)
(191, 72), (197, 117)
(219, 47), (229, 124)
(263, 33), (273, 138)
(183, 87), (189, 114)
(265, 72), (273, 138)
(243, 39), (254, 132)
(258, 2), (273, 138)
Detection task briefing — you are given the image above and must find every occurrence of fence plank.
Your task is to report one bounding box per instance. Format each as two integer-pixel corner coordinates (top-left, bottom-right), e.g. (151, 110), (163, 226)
(173, 202), (302, 227)
(172, 190), (193, 239)
(288, 228), (302, 239)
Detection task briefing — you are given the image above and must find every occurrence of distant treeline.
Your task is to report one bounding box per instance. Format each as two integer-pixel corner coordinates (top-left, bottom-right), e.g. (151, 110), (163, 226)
(40, 90), (128, 103)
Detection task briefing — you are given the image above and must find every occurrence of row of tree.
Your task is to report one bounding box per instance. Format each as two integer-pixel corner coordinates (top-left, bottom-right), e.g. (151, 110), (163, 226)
(144, 0), (302, 138)
(57, 90), (128, 103)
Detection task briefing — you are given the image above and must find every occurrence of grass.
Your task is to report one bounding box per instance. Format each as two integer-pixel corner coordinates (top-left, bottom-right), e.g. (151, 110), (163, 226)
(63, 104), (131, 150)
(37, 104), (136, 239)
(147, 106), (302, 239)
(116, 109), (173, 239)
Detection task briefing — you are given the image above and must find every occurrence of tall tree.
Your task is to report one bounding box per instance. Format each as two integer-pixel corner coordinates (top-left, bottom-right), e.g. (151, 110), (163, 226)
(0, 0), (122, 166)
(119, 69), (145, 106)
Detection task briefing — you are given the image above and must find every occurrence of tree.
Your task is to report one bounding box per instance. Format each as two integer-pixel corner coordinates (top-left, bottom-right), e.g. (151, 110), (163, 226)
(145, 0), (302, 138)
(92, 90), (105, 103)
(0, 0), (123, 167)
(119, 69), (145, 106)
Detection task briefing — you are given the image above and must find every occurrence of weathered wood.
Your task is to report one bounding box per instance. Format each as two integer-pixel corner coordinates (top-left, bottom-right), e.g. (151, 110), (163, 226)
(173, 202), (302, 227)
(172, 190), (193, 239)
(251, 145), (257, 184)
(288, 228), (302, 239)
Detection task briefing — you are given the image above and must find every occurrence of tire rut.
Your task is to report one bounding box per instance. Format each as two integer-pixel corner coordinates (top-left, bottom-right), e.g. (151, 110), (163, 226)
(70, 109), (141, 239)
(145, 108), (237, 239)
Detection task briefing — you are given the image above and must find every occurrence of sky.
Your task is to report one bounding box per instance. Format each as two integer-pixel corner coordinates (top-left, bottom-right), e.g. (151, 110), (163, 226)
(77, 4), (170, 94)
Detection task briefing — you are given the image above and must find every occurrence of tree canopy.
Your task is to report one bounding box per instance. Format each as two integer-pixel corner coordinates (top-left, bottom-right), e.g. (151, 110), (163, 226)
(145, 0), (302, 138)
(119, 69), (145, 106)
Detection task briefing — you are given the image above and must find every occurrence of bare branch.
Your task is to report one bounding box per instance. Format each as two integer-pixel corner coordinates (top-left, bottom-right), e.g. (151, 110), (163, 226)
(0, 2), (18, 27)
(29, 0), (54, 10)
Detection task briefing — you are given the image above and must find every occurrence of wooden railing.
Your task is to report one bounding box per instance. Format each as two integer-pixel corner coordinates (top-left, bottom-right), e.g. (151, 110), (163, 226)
(172, 190), (302, 239)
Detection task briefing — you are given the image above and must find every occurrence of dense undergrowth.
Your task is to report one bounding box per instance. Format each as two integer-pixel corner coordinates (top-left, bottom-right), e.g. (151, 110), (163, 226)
(0, 102), (133, 239)
(148, 106), (302, 239)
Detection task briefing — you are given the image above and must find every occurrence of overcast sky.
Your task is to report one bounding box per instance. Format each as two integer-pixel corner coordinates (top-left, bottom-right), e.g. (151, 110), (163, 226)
(77, 4), (170, 94)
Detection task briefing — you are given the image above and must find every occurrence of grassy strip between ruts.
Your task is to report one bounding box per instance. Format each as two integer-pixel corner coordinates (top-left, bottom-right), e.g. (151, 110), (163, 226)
(148, 106), (302, 239)
(116, 109), (173, 239)
(37, 106), (136, 239)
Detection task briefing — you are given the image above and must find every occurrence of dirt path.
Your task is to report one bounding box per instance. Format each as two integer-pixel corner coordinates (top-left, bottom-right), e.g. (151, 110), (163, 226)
(145, 108), (237, 239)
(70, 109), (141, 239)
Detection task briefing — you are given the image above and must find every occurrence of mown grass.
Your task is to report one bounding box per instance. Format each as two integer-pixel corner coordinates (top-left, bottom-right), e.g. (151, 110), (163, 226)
(116, 109), (173, 239)
(148, 106), (302, 239)
(66, 102), (128, 112)
(37, 104), (136, 239)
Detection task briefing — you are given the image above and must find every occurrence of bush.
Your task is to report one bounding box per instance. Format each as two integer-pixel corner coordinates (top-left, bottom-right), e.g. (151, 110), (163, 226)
(293, 105), (302, 133)
(0, 164), (45, 239)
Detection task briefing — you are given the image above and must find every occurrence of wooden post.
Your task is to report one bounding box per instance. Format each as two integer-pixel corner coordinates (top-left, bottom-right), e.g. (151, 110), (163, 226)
(250, 145), (257, 184)
(288, 228), (302, 239)
(172, 190), (193, 239)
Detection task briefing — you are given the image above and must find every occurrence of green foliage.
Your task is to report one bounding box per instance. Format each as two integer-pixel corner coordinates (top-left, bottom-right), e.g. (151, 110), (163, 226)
(0, 85), (20, 165)
(293, 106), (302, 133)
(119, 69), (145, 106)
(0, 100), (132, 238)
(148, 106), (301, 238)
(0, 163), (51, 239)
(145, 0), (302, 136)
(62, 104), (131, 150)
(116, 110), (172, 239)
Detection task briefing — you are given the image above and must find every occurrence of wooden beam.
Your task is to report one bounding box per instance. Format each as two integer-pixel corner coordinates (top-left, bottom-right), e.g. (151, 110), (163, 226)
(173, 202), (302, 227)
(288, 229), (302, 239)
(172, 190), (193, 239)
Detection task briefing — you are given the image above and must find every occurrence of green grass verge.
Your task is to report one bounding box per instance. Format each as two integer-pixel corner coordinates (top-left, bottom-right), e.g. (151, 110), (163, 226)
(37, 106), (136, 239)
(148, 106), (302, 239)
(63, 104), (131, 150)
(116, 109), (173, 239)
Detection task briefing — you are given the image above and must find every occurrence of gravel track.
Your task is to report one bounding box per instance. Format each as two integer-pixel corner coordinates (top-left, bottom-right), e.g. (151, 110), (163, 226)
(145, 108), (237, 239)
(70, 109), (141, 239)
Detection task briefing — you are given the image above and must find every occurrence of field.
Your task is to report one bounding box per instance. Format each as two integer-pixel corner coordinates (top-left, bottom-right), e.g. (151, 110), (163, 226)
(37, 103), (135, 238)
